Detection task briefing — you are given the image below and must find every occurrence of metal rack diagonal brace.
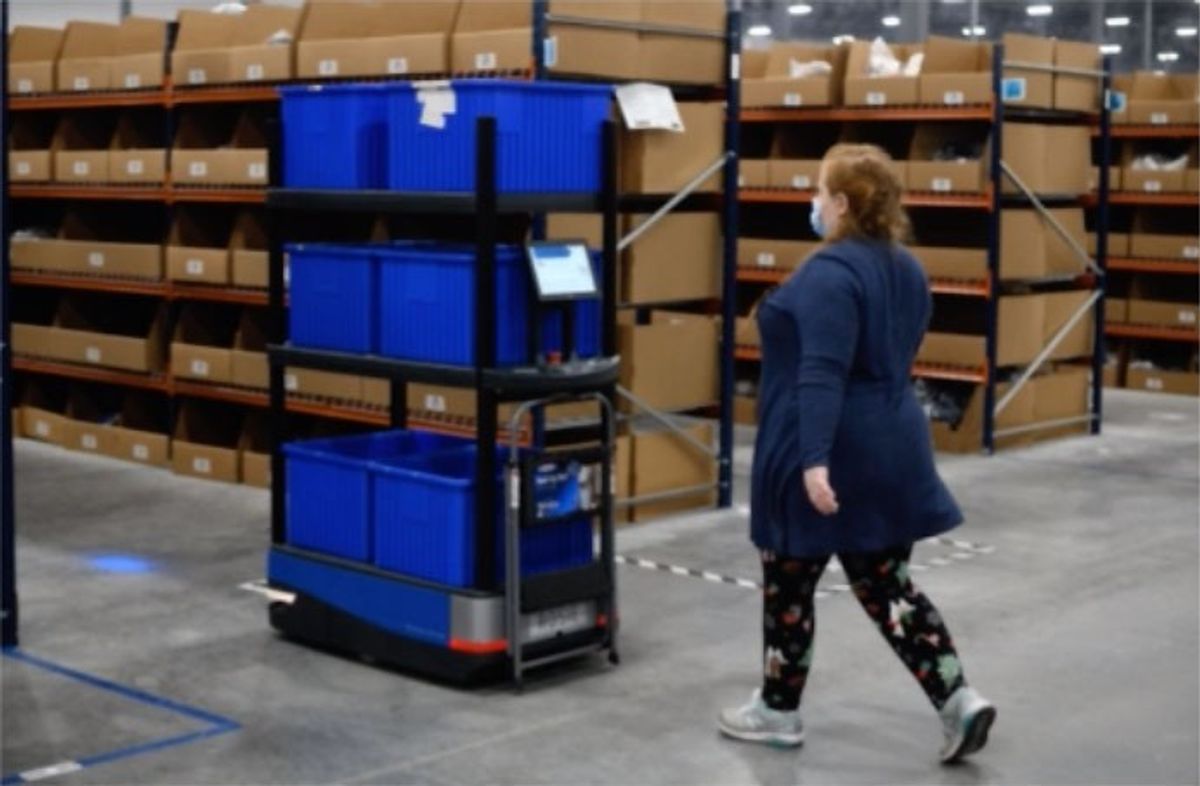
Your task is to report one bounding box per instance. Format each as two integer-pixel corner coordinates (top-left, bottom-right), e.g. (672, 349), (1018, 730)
(999, 161), (1102, 277)
(619, 153), (731, 252)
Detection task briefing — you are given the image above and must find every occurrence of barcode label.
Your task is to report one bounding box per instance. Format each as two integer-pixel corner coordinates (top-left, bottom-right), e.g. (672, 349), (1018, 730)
(248, 162), (267, 180)
(1150, 112), (1169, 125)
(543, 36), (559, 68)
(424, 394), (447, 413)
(73, 76), (90, 91)
(866, 91), (887, 106)
(1183, 246), (1199, 259)
(188, 68), (206, 85)
(81, 434), (98, 451)
(193, 457), (212, 475)
(246, 64), (265, 81)
(133, 444), (150, 461)
(73, 160), (90, 176)
(1179, 310), (1197, 325)
(85, 346), (102, 363)
(189, 161), (208, 178)
(387, 57), (409, 75)
(285, 374), (298, 392)
(1145, 377), (1164, 391)
(15, 162), (31, 176)
(943, 90), (965, 105)
(124, 73), (141, 88)
(1143, 180), (1162, 193)
(756, 252), (776, 268)
(475, 52), (498, 70)
(88, 252), (105, 269)
(17, 79), (32, 93)
(34, 421), (49, 438)
(186, 259), (205, 276)
(190, 359), (210, 377)
(931, 178), (953, 193)
(318, 59), (338, 76)
(791, 175), (811, 189)
(126, 159), (144, 175)
(738, 175), (745, 188)
(783, 93), (802, 107)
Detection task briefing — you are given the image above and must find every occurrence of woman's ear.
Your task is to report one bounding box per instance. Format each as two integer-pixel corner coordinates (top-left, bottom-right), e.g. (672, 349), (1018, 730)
(832, 192), (849, 216)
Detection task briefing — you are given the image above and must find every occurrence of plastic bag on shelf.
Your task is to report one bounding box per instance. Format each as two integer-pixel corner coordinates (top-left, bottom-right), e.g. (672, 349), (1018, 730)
(914, 379), (972, 429)
(1130, 153), (1189, 172)
(789, 59), (833, 79)
(868, 37), (902, 77)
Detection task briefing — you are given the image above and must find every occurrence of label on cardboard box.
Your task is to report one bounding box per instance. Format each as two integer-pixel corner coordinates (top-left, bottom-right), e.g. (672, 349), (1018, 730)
(124, 74), (141, 89)
(248, 163), (266, 180)
(387, 58), (409, 75)
(193, 456), (212, 475)
(73, 161), (90, 176)
(189, 161), (208, 178)
(756, 252), (776, 268)
(423, 394), (447, 413)
(73, 77), (90, 91)
(190, 359), (210, 377)
(791, 175), (811, 189)
(88, 252), (105, 269)
(185, 259), (205, 276)
(866, 91), (887, 106)
(1150, 112), (1168, 126)
(85, 346), (101, 363)
(16, 162), (30, 176)
(246, 64), (264, 81)
(318, 59), (339, 76)
(931, 178), (952, 193)
(943, 90), (965, 106)
(543, 37), (558, 68)
(1179, 310), (1197, 325)
(132, 444), (150, 461)
(783, 93), (802, 107)
(284, 373), (298, 392)
(34, 421), (49, 438)
(17, 79), (32, 93)
(188, 68), (206, 85)
(1002, 78), (1026, 102)
(475, 52), (498, 71)
(1184, 246), (1199, 260)
(1143, 180), (1162, 193)
(1145, 376), (1164, 391)
(126, 159), (144, 176)
(81, 434), (98, 451)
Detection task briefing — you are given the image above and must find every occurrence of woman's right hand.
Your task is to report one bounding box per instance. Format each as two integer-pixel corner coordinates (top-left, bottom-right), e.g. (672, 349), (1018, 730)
(804, 466), (840, 516)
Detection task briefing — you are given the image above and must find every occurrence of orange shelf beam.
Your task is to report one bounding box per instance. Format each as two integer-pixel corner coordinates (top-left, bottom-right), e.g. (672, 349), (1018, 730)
(1095, 125), (1200, 140)
(169, 187), (267, 204)
(9, 89), (168, 111)
(1106, 324), (1200, 343)
(1107, 257), (1199, 275)
(741, 105), (993, 123)
(168, 84), (279, 106)
(737, 264), (989, 297)
(734, 346), (761, 362)
(736, 268), (789, 284)
(12, 356), (170, 392)
(171, 284), (270, 306)
(739, 188), (992, 210)
(1087, 192), (1200, 208)
(9, 184), (266, 204)
(9, 271), (167, 297)
(734, 347), (989, 383)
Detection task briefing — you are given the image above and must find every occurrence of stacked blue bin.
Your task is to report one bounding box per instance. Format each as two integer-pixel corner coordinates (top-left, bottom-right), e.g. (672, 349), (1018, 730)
(280, 83), (391, 189)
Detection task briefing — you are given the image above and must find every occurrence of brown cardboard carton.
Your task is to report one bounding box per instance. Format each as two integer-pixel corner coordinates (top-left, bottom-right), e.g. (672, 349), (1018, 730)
(52, 115), (113, 183)
(15, 211), (163, 279)
(1001, 34), (1054, 109)
(1125, 73), (1200, 125)
(231, 309), (271, 390)
(172, 110), (269, 186)
(999, 208), (1088, 280)
(361, 378), (391, 408)
(19, 384), (70, 446)
(735, 317), (759, 347)
(1097, 232), (1131, 257)
(284, 369), (363, 401)
(174, 5), (301, 86)
(844, 41), (922, 107)
(451, 1), (530, 73)
(1001, 123), (1090, 195)
(907, 124), (989, 193)
(1127, 367), (1200, 396)
(171, 10), (234, 86)
(111, 393), (169, 467)
(172, 305), (237, 383)
(546, 1), (640, 81)
(57, 21), (118, 92)
(739, 159), (770, 189)
(9, 114), (55, 182)
(1122, 168), (1186, 194)
(1130, 233), (1200, 261)
(26, 297), (167, 373)
(298, 1), (458, 79)
(228, 5), (303, 83)
(405, 383), (596, 427)
(621, 102), (724, 194)
(8, 26), (63, 94)
(741, 43), (847, 108)
(623, 213), (720, 304)
(239, 414), (272, 488)
(172, 404), (241, 483)
(110, 17), (167, 90)
(910, 245), (988, 282)
(1106, 297), (1129, 324)
(768, 159), (821, 191)
(1128, 300), (1200, 330)
(109, 113), (166, 184)
(1103, 360), (1121, 389)
(1088, 166), (1121, 192)
(9, 151), (51, 182)
(65, 389), (119, 457)
(734, 394), (756, 426)
(1187, 169), (1200, 193)
(918, 36), (992, 106)
(736, 238), (818, 272)
(629, 422), (715, 521)
(167, 210), (231, 285)
(1110, 74), (1134, 124)
(230, 211), (270, 288)
(222, 111), (270, 186)
(638, 0), (725, 85)
(931, 375), (1036, 453)
(1053, 39), (1100, 112)
(617, 311), (718, 413)
(1028, 367), (1091, 441)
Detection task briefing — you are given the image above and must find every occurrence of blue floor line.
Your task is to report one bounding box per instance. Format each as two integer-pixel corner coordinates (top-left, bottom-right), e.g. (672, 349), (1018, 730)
(1, 648), (240, 784)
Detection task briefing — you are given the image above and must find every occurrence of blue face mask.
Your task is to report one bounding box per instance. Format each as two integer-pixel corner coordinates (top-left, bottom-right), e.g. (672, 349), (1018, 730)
(809, 196), (827, 239)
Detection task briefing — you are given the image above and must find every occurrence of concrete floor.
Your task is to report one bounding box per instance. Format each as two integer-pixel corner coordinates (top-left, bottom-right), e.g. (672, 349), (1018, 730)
(3, 389), (1198, 785)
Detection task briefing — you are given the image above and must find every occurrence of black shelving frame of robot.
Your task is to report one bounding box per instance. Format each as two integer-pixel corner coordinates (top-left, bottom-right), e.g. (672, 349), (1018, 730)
(263, 117), (624, 686)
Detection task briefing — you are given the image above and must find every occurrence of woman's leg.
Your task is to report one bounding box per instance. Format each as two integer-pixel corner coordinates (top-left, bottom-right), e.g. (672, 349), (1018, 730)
(838, 544), (965, 710)
(761, 550), (829, 711)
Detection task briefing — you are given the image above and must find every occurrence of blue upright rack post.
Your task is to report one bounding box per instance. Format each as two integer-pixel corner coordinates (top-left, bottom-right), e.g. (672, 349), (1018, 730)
(982, 44), (1004, 455)
(1092, 55), (1113, 436)
(1, 0), (17, 648)
(717, 0), (742, 506)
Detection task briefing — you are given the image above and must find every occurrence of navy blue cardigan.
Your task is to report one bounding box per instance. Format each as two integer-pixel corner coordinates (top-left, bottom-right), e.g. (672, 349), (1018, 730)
(749, 238), (962, 557)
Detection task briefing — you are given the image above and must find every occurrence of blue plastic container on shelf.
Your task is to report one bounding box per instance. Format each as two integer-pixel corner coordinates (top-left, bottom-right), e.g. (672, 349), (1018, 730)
(283, 430), (471, 562)
(372, 446), (593, 588)
(288, 243), (378, 353)
(387, 80), (613, 193)
(280, 83), (391, 189)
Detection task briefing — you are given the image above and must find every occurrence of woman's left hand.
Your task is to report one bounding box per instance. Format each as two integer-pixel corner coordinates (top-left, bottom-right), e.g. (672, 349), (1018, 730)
(804, 466), (839, 516)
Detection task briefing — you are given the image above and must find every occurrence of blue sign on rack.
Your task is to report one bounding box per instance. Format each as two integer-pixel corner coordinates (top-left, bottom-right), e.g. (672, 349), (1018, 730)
(1001, 77), (1027, 102)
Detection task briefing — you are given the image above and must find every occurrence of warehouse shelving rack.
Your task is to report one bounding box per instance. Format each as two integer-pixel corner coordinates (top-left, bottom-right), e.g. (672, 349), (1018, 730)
(3, 0), (16, 648)
(264, 117), (622, 686)
(735, 47), (1111, 453)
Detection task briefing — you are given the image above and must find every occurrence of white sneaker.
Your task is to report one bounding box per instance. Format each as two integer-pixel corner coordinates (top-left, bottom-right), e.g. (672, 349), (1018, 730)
(718, 689), (805, 747)
(939, 686), (996, 763)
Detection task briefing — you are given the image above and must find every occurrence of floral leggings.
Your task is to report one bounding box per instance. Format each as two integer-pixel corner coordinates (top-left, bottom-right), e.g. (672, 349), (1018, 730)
(762, 544), (966, 712)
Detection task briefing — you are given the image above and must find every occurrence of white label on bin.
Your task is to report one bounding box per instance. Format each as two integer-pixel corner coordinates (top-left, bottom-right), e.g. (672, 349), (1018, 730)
(931, 177), (953, 193)
(189, 161), (208, 178)
(387, 57), (409, 75)
(85, 346), (102, 363)
(73, 160), (90, 176)
(132, 444), (150, 461)
(1146, 377), (1164, 391)
(81, 434), (98, 451)
(193, 457), (212, 475)
(424, 394), (447, 413)
(124, 73), (141, 89)
(756, 252), (776, 268)
(1183, 245), (1200, 259)
(34, 421), (50, 438)
(188, 68), (206, 85)
(791, 175), (811, 189)
(248, 162), (267, 180)
(17, 79), (33, 93)
(73, 76), (90, 91)
(475, 52), (498, 71)
(866, 91), (887, 106)
(1178, 310), (1197, 325)
(126, 159), (145, 176)
(943, 90), (965, 106)
(783, 92), (802, 107)
(190, 359), (210, 377)
(186, 258), (205, 276)
(1150, 112), (1169, 125)
(543, 36), (558, 68)
(246, 63), (265, 81)
(1002, 77), (1026, 102)
(15, 162), (31, 176)
(88, 251), (105, 269)
(285, 373), (299, 392)
(318, 59), (339, 76)
(416, 81), (457, 129)
(1144, 180), (1162, 193)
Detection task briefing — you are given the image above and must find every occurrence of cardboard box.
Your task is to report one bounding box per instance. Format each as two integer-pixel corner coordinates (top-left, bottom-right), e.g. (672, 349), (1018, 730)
(110, 393), (169, 467)
(621, 102), (724, 194)
(8, 26), (63, 93)
(548, 1), (640, 81)
(628, 421), (715, 521)
(1001, 123), (1090, 195)
(239, 415), (272, 488)
(1054, 39), (1100, 113)
(173, 5), (302, 86)
(52, 115), (113, 183)
(622, 213), (721, 304)
(1122, 168), (1187, 194)
(10, 211), (163, 279)
(768, 159), (821, 191)
(1001, 34), (1054, 110)
(172, 110), (269, 186)
(167, 210), (231, 285)
(230, 309), (271, 390)
(1130, 233), (1200, 261)
(65, 389), (119, 458)
(284, 369), (363, 401)
(172, 305), (237, 383)
(110, 17), (168, 90)
(907, 124), (989, 193)
(231, 211), (270, 288)
(1103, 361), (1121, 389)
(57, 21), (118, 92)
(1127, 300), (1200, 330)
(14, 296), (167, 373)
(1188, 169), (1199, 193)
(1127, 367), (1200, 396)
(1123, 73), (1200, 126)
(844, 41), (922, 107)
(1088, 232), (1130, 257)
(19, 383), (70, 446)
(741, 43), (847, 108)
(735, 316), (759, 347)
(361, 377), (391, 408)
(298, 0), (458, 79)
(9, 115), (55, 182)
(734, 394), (756, 426)
(910, 245), (988, 282)
(638, 0), (725, 85)
(1088, 166), (1121, 192)
(404, 382), (596, 427)
(737, 238), (819, 272)
(999, 208), (1088, 280)
(173, 404), (241, 483)
(618, 311), (718, 413)
(451, 1), (530, 73)
(1106, 297), (1128, 324)
(739, 159), (770, 189)
(109, 113), (166, 184)
(918, 36), (992, 106)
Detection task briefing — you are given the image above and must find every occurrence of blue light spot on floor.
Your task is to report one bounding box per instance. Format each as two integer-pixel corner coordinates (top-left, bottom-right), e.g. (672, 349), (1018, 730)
(87, 554), (157, 575)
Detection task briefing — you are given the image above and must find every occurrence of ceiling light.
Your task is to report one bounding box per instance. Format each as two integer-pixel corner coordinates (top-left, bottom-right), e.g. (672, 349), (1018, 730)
(962, 25), (986, 36)
(1157, 51), (1180, 62)
(747, 24), (772, 37)
(1177, 27), (1198, 37)
(832, 34), (856, 45)
(788, 4), (813, 15)
(1099, 44), (1122, 55)
(882, 15), (901, 27)
(1026, 4), (1053, 17)
(1105, 16), (1130, 27)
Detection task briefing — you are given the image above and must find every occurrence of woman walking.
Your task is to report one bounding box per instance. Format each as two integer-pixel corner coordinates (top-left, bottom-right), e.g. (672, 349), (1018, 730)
(718, 144), (995, 763)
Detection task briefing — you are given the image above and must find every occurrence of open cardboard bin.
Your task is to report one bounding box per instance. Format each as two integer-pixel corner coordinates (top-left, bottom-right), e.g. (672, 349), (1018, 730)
(173, 4), (302, 86)
(736, 237), (819, 273)
(56, 21), (119, 92)
(239, 413), (272, 488)
(1121, 140), (1197, 194)
(172, 303), (240, 384)
(1129, 208), (1200, 261)
(741, 42), (847, 108)
(9, 209), (164, 280)
(231, 308), (272, 390)
(298, 0), (459, 79)
(230, 211), (270, 288)
(906, 123), (990, 194)
(12, 292), (167, 374)
(110, 17), (169, 91)
(65, 386), (121, 457)
(918, 36), (992, 106)
(8, 26), (64, 94)
(1113, 72), (1200, 126)
(18, 380), (70, 446)
(1127, 274), (1200, 330)
(1126, 345), (1199, 396)
(843, 40), (923, 107)
(172, 108), (269, 187)
(167, 208), (233, 285)
(110, 391), (171, 467)
(173, 402), (242, 483)
(52, 114), (115, 183)
(9, 114), (55, 182)
(110, 111), (167, 184)
(768, 124), (839, 191)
